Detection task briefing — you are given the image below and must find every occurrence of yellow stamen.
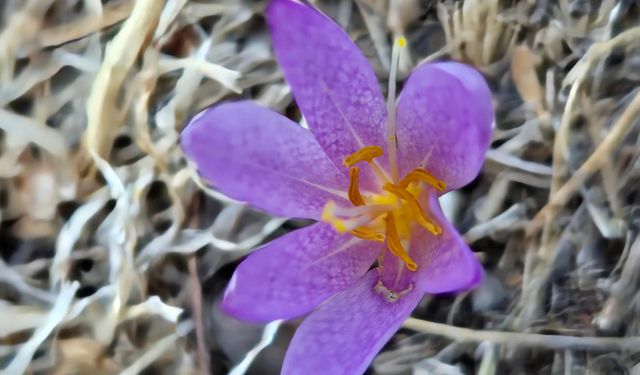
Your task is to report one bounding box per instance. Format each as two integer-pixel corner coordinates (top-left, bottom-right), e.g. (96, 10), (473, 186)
(351, 227), (385, 242)
(347, 167), (366, 206)
(330, 141), (447, 275)
(322, 200), (386, 233)
(383, 183), (442, 235)
(399, 168), (447, 192)
(343, 145), (384, 167)
(384, 213), (418, 271)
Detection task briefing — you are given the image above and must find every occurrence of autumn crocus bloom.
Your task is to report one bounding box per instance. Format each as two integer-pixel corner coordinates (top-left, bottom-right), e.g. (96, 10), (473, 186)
(181, 0), (493, 373)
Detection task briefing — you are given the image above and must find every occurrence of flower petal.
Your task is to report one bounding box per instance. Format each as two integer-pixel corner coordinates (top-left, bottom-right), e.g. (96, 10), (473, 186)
(380, 192), (483, 294)
(282, 270), (422, 375)
(415, 193), (483, 293)
(181, 101), (349, 219)
(267, 0), (388, 189)
(395, 62), (494, 191)
(222, 223), (380, 323)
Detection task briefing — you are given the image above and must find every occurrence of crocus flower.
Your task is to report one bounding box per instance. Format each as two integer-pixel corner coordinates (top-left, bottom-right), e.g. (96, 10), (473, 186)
(181, 0), (493, 373)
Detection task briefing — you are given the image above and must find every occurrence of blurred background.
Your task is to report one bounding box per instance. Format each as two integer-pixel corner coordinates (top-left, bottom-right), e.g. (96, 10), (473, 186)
(1, 0), (640, 374)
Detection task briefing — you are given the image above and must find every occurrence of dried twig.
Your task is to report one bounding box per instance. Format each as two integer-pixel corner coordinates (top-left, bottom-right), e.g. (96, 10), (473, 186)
(404, 318), (640, 351)
(84, 0), (163, 164)
(551, 26), (640, 195)
(34, 1), (135, 52)
(188, 255), (209, 375)
(530, 88), (640, 241)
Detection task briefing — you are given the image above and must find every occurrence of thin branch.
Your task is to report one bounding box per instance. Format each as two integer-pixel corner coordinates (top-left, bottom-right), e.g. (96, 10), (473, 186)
(403, 318), (640, 351)
(529, 88), (640, 240)
(188, 256), (209, 375)
(35, 1), (134, 51)
(551, 27), (640, 194)
(536, 26), (640, 266)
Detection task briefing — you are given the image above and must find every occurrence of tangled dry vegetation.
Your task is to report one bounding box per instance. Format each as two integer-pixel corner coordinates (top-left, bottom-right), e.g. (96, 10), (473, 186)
(1, 0), (639, 374)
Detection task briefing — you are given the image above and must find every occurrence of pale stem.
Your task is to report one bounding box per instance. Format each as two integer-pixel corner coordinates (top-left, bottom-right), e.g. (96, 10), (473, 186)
(386, 36), (405, 183)
(332, 203), (394, 218)
(343, 214), (381, 232)
(369, 161), (392, 184)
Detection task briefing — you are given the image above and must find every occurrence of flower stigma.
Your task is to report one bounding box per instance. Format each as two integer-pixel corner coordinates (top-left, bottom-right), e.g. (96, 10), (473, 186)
(322, 35), (447, 273)
(386, 36), (406, 182)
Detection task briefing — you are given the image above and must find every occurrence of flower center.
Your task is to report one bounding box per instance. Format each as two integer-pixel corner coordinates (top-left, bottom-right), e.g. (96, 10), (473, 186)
(321, 145), (446, 271)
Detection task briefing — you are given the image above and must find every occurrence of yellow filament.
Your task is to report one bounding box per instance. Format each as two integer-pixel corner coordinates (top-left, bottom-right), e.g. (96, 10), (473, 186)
(383, 183), (442, 235)
(347, 167), (366, 206)
(343, 145), (384, 167)
(384, 213), (418, 271)
(399, 168), (447, 192)
(351, 227), (385, 242)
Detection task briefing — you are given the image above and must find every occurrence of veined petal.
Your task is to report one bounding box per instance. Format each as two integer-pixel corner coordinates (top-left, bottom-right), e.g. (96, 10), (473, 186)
(222, 223), (380, 323)
(282, 270), (422, 375)
(267, 0), (388, 189)
(380, 192), (483, 294)
(181, 101), (349, 219)
(418, 232), (483, 294)
(415, 193), (483, 293)
(396, 62), (494, 191)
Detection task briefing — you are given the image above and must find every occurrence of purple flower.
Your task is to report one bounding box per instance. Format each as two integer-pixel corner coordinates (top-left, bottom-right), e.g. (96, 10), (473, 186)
(181, 0), (493, 374)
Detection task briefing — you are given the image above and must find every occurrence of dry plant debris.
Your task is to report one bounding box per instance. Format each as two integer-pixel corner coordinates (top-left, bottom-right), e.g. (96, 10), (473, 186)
(0, 0), (639, 374)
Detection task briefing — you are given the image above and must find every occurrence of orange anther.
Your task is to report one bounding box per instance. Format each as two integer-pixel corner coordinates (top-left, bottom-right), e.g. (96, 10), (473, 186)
(351, 227), (385, 242)
(399, 169), (447, 192)
(383, 183), (441, 235)
(384, 213), (418, 271)
(343, 145), (384, 167)
(347, 167), (366, 206)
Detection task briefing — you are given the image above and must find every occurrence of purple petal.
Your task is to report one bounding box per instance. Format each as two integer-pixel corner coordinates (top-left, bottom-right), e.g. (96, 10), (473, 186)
(415, 193), (483, 293)
(267, 0), (388, 189)
(181, 101), (349, 219)
(379, 192), (483, 294)
(222, 223), (380, 323)
(395, 62), (494, 191)
(282, 270), (422, 375)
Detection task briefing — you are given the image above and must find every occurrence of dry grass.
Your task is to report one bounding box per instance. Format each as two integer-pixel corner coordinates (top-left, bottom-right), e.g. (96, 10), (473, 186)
(0, 0), (639, 374)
